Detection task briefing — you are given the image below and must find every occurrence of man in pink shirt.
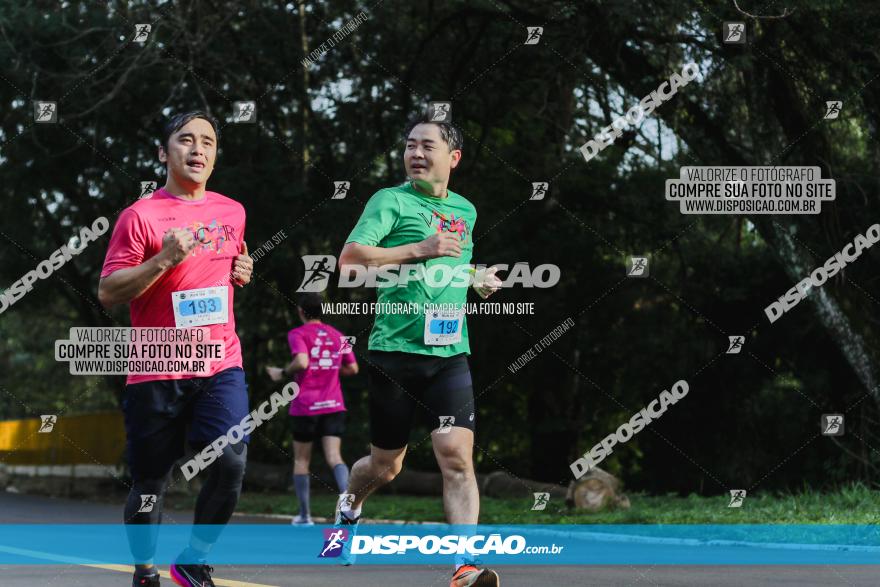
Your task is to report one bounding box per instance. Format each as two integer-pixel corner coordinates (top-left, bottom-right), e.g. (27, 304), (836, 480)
(97, 111), (253, 587)
(267, 293), (358, 525)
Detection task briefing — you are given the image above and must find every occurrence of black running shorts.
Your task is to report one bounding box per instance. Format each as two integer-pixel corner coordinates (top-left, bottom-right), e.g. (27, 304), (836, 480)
(366, 350), (475, 450)
(290, 411), (347, 442)
(122, 366), (249, 481)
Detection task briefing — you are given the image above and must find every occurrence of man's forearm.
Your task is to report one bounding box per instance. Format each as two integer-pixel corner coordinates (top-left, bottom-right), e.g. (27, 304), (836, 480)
(340, 242), (423, 268)
(98, 255), (172, 308)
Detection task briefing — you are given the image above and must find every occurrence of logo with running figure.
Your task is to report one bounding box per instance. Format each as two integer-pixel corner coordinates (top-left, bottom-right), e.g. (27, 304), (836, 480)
(298, 255), (337, 292)
(233, 101), (256, 123)
(34, 101), (57, 123)
(524, 27), (544, 45)
(133, 24), (151, 43)
(38, 415), (57, 433)
(824, 101), (842, 120)
(337, 493), (355, 512)
(723, 22), (746, 44)
(726, 336), (745, 354)
(531, 492), (550, 511)
(627, 256), (649, 278)
(428, 101), (452, 123)
(728, 489), (746, 508)
(340, 336), (356, 353)
(821, 414), (844, 436)
(140, 181), (157, 199)
(138, 494), (157, 513)
(437, 416), (455, 434)
(318, 528), (349, 558)
(530, 182), (548, 200)
(332, 181), (350, 200)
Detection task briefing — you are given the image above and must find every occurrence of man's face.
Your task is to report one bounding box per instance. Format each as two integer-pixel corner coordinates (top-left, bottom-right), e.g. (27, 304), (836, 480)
(159, 117), (217, 187)
(404, 123), (461, 188)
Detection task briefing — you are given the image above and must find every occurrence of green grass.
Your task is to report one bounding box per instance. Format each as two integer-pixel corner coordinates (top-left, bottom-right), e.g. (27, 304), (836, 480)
(166, 482), (880, 525)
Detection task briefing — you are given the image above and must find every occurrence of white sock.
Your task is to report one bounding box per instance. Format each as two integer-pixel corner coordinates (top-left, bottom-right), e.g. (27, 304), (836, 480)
(343, 506), (361, 520)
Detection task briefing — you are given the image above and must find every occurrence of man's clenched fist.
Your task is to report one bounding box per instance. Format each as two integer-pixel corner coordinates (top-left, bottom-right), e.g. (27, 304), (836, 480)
(416, 232), (462, 259)
(472, 266), (503, 299)
(159, 228), (196, 267)
(232, 241), (253, 286)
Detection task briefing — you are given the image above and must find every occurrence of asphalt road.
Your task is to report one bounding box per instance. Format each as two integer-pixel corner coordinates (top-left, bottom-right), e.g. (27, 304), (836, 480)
(2, 492), (880, 586)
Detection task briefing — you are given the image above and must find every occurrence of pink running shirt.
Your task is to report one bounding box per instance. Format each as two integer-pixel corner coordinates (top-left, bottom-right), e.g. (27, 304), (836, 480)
(287, 322), (355, 416)
(100, 187), (246, 384)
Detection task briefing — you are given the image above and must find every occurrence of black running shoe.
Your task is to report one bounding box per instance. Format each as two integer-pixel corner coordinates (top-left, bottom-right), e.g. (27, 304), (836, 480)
(170, 562), (215, 586)
(133, 571), (160, 586)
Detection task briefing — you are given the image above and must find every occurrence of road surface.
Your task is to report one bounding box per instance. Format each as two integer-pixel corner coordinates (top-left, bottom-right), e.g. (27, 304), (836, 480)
(2, 493), (879, 586)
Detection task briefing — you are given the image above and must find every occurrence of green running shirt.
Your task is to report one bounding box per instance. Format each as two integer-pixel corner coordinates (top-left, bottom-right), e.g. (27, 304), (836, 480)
(345, 182), (477, 357)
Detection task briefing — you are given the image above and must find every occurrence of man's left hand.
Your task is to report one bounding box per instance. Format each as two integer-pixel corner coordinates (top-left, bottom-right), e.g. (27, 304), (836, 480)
(232, 241), (253, 286)
(472, 265), (503, 299)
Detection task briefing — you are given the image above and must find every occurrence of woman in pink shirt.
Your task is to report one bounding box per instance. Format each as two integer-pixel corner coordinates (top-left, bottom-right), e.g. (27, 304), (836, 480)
(267, 293), (358, 524)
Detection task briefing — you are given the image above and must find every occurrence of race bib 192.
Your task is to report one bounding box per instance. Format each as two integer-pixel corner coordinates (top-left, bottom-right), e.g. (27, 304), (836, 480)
(424, 307), (464, 346)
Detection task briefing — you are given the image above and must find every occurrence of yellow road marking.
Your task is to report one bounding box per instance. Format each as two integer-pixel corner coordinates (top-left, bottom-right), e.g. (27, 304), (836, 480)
(0, 544), (280, 586)
(82, 563), (280, 587)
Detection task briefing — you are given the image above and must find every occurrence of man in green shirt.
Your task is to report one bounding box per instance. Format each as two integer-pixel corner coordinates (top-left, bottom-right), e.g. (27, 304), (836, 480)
(337, 116), (501, 587)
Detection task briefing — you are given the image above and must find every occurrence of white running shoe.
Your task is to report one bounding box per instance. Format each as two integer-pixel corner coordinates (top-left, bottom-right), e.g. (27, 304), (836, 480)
(291, 514), (314, 525)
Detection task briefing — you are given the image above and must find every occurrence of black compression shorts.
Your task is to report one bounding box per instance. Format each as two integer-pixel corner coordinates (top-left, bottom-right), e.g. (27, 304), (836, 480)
(290, 411), (346, 442)
(366, 350), (475, 450)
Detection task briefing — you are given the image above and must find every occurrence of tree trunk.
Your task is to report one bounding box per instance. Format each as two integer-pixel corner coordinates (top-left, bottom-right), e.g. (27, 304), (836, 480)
(577, 4), (879, 404)
(297, 1), (311, 192)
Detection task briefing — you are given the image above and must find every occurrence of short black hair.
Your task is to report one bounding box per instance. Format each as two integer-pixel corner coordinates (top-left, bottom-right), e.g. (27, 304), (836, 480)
(403, 115), (463, 151)
(160, 110), (220, 151)
(297, 293), (324, 320)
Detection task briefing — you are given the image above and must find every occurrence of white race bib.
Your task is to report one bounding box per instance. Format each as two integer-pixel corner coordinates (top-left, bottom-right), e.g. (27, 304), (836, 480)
(423, 307), (464, 346)
(171, 286), (229, 328)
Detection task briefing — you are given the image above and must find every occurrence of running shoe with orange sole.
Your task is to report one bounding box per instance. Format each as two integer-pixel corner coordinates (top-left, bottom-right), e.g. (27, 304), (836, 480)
(450, 564), (500, 586)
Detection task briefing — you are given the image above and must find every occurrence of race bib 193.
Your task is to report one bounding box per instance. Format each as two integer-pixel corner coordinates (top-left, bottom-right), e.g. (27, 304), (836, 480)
(171, 286), (229, 328)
